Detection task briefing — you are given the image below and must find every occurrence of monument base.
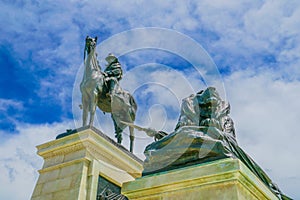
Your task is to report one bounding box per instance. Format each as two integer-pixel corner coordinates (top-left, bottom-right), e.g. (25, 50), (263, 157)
(31, 126), (143, 200)
(122, 158), (277, 200)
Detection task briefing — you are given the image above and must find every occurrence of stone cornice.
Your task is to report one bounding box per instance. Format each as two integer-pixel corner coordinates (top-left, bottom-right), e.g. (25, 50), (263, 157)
(37, 127), (143, 176)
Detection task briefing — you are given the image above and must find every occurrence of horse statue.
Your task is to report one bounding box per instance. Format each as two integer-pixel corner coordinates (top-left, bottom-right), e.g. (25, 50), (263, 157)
(80, 36), (137, 152)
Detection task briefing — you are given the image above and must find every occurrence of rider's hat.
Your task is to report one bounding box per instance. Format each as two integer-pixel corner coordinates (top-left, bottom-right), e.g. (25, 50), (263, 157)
(105, 53), (118, 63)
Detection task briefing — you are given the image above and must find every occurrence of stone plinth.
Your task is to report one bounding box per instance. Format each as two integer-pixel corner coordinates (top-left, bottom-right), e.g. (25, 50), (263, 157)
(122, 158), (278, 200)
(31, 126), (143, 200)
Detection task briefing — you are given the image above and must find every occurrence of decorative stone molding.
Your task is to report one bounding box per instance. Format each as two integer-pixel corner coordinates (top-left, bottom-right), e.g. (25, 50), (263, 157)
(31, 127), (143, 200)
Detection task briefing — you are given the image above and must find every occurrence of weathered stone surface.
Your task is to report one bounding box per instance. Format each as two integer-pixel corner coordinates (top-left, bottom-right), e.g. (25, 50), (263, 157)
(31, 127), (143, 200)
(122, 158), (278, 200)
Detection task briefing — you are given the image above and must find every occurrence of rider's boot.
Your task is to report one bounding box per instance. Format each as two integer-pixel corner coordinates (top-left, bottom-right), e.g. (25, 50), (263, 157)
(106, 80), (116, 97)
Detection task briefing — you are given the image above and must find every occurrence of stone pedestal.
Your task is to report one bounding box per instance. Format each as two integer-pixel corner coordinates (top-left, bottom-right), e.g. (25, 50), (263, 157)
(31, 126), (143, 200)
(122, 158), (277, 200)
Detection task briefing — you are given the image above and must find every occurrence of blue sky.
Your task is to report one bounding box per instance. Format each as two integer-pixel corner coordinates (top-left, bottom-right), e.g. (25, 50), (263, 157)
(1, 0), (300, 199)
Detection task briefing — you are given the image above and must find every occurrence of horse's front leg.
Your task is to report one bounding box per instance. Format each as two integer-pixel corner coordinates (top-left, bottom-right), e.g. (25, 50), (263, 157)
(82, 95), (89, 126)
(89, 93), (97, 126)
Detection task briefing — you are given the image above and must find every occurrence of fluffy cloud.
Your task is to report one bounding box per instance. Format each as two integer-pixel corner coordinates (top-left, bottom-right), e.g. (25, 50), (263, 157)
(2, 68), (299, 200)
(0, 121), (74, 200)
(0, 99), (24, 132)
(2, 0), (299, 122)
(224, 69), (300, 198)
(1, 0), (300, 199)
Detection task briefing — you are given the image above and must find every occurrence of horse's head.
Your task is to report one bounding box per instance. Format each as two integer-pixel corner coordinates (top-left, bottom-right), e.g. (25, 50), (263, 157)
(85, 36), (97, 56)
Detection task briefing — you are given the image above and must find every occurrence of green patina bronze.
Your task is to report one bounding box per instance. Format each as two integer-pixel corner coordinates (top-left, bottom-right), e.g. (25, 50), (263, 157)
(141, 87), (291, 200)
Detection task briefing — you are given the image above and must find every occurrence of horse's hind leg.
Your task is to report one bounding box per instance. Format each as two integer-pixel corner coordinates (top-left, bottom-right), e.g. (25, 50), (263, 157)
(129, 126), (134, 153)
(83, 109), (88, 126)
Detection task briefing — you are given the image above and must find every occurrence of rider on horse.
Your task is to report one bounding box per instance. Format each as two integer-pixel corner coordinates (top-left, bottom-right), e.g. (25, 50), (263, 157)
(104, 53), (123, 96)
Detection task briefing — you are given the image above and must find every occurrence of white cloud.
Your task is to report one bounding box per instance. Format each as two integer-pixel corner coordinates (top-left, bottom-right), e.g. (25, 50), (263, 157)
(192, 0), (300, 79)
(1, 68), (299, 199)
(1, 0), (300, 198)
(224, 69), (300, 198)
(0, 121), (74, 200)
(0, 99), (23, 111)
(0, 99), (24, 130)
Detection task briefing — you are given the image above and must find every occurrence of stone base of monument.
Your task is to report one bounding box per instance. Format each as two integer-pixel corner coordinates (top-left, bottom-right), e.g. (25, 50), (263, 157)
(31, 126), (143, 200)
(122, 158), (277, 200)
